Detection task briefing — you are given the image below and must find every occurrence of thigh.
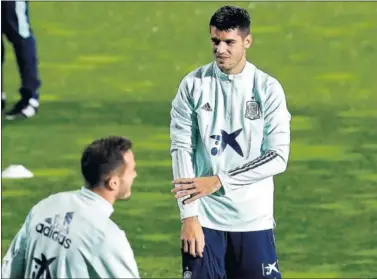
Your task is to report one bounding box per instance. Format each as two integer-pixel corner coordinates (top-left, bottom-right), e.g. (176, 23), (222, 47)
(182, 227), (227, 279)
(225, 229), (281, 279)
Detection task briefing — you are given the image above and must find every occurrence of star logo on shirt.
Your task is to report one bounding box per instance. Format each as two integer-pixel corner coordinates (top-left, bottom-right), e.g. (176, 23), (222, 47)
(210, 129), (243, 157)
(32, 253), (56, 279)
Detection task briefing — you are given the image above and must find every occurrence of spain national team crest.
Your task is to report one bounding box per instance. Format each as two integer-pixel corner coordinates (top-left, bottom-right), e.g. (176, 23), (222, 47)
(245, 100), (261, 120)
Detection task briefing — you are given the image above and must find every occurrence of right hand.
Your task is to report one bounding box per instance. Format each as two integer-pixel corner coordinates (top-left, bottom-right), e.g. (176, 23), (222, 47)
(181, 216), (205, 258)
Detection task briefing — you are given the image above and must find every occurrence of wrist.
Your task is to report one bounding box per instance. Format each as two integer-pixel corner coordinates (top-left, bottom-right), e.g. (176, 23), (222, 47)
(214, 175), (222, 188)
(182, 216), (198, 221)
(182, 216), (198, 223)
(216, 172), (230, 195)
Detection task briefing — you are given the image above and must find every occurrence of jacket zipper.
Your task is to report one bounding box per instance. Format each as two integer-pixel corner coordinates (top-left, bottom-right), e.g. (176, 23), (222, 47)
(227, 79), (234, 120)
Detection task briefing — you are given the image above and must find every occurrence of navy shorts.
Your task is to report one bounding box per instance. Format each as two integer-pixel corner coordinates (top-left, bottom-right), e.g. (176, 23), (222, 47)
(181, 227), (281, 279)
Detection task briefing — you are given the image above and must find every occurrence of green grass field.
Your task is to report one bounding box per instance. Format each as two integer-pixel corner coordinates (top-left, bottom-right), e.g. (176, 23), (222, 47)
(2, 2), (377, 278)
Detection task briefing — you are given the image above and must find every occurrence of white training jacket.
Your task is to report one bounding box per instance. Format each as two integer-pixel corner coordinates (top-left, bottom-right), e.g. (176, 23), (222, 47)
(2, 187), (140, 279)
(170, 61), (291, 232)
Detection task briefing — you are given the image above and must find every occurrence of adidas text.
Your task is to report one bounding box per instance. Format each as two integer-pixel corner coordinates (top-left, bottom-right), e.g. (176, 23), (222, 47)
(35, 223), (72, 249)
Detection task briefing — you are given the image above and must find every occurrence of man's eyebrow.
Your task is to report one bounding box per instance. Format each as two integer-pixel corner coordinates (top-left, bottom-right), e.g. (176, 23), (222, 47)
(211, 37), (236, 42)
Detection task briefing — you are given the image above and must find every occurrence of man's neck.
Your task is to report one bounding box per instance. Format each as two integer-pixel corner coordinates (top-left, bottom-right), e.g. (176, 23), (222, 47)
(90, 187), (116, 205)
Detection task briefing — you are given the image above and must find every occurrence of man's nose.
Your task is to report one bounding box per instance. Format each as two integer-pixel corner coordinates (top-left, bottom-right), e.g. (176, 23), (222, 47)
(216, 41), (227, 54)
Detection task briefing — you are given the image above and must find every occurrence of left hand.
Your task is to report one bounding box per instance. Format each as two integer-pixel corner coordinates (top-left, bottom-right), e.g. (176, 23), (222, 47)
(171, 175), (222, 204)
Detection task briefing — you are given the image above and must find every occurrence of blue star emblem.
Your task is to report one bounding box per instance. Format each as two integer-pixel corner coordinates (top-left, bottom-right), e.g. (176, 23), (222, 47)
(210, 129), (243, 157)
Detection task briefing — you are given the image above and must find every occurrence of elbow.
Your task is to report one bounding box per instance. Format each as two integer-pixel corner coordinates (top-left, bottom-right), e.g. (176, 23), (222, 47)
(170, 147), (194, 158)
(170, 141), (195, 155)
(279, 162), (288, 174)
(275, 154), (288, 175)
(273, 151), (288, 175)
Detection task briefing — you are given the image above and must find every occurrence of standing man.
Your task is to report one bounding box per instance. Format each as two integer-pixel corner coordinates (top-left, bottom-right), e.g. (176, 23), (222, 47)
(170, 5), (291, 279)
(2, 136), (140, 278)
(1, 0), (41, 119)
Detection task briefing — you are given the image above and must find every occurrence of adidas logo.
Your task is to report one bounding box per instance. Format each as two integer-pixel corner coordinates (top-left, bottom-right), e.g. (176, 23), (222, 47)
(201, 102), (212, 112)
(35, 222), (72, 249)
(35, 215), (73, 249)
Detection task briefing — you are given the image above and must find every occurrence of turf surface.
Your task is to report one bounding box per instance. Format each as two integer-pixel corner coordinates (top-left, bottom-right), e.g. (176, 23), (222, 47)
(1, 2), (377, 278)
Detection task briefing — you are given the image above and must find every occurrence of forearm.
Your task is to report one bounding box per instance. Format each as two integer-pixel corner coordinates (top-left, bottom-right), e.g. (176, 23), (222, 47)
(217, 147), (289, 194)
(171, 148), (199, 220)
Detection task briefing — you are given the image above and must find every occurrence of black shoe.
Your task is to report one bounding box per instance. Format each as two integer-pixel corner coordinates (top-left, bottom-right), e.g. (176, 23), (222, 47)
(5, 97), (39, 120)
(1, 92), (5, 111)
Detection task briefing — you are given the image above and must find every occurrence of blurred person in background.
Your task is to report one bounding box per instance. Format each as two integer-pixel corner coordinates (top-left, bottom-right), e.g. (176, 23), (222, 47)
(1, 0), (41, 120)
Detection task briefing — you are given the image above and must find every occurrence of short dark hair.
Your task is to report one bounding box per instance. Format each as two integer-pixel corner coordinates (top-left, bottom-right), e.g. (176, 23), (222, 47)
(81, 136), (132, 189)
(209, 5), (251, 35)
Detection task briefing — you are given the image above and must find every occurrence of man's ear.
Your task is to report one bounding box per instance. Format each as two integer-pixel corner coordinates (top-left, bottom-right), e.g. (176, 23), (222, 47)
(244, 33), (252, 49)
(106, 175), (119, 191)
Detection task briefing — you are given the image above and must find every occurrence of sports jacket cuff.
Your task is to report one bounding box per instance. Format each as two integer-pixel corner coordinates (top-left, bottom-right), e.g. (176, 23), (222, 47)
(179, 202), (199, 220)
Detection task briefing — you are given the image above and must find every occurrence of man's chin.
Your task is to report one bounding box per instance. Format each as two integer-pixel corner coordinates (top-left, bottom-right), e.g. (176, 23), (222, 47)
(118, 193), (131, 201)
(216, 62), (232, 73)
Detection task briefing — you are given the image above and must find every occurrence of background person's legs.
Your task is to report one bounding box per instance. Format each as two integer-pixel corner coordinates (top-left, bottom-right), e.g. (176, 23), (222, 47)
(2, 0), (41, 119)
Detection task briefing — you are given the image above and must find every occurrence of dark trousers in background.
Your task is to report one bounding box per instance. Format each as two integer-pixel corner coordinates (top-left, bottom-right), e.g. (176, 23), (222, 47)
(1, 0), (41, 100)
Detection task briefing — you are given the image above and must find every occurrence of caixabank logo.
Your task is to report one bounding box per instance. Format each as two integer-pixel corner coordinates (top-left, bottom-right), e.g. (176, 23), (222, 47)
(35, 212), (74, 249)
(210, 128), (244, 157)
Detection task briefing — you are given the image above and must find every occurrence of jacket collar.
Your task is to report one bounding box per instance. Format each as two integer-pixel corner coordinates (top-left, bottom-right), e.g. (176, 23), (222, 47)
(214, 61), (256, 82)
(79, 187), (114, 218)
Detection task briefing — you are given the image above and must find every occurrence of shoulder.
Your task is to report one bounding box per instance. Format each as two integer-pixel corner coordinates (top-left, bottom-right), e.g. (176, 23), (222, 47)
(252, 63), (285, 97)
(32, 190), (77, 212)
(98, 218), (128, 241)
(179, 62), (215, 88)
(98, 220), (132, 251)
(182, 61), (214, 80)
(253, 64), (281, 87)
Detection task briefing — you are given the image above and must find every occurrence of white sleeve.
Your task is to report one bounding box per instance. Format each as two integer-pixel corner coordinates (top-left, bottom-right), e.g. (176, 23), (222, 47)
(92, 230), (140, 278)
(217, 79), (291, 194)
(2, 211), (32, 279)
(170, 77), (200, 220)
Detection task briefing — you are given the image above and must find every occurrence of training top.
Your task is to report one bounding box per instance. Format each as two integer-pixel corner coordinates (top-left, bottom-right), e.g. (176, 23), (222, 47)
(2, 187), (140, 279)
(170, 61), (291, 232)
